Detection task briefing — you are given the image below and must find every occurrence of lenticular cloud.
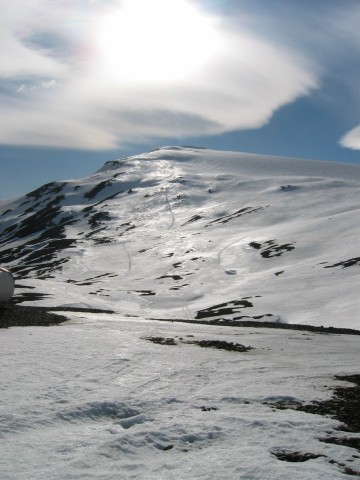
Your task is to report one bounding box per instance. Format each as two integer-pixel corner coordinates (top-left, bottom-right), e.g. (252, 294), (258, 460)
(0, 0), (318, 149)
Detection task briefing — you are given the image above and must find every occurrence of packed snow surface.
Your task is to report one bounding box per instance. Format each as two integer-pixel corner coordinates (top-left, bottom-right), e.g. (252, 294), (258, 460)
(1, 315), (360, 479)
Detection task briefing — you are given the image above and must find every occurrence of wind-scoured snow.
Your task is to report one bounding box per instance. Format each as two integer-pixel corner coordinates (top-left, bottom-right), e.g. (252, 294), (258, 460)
(1, 146), (359, 328)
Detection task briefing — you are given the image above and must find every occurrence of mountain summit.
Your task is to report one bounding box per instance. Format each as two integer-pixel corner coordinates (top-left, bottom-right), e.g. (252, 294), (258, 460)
(1, 147), (359, 328)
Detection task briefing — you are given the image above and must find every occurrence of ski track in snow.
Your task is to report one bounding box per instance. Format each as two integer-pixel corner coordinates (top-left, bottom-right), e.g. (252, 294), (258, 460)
(121, 242), (132, 274)
(163, 188), (175, 228)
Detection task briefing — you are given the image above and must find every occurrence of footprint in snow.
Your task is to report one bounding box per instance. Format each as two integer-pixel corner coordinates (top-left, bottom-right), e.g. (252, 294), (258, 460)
(225, 269), (237, 275)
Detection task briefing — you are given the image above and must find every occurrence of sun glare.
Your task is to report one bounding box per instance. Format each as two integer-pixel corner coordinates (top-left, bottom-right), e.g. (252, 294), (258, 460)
(95, 0), (223, 84)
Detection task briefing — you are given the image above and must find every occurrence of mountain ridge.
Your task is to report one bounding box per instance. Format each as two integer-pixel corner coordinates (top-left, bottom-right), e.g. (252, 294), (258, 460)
(1, 146), (359, 328)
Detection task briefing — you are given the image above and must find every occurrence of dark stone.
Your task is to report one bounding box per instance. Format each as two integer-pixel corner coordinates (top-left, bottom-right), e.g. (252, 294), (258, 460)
(0, 304), (67, 328)
(188, 339), (252, 352)
(206, 206), (265, 226)
(324, 257), (360, 269)
(162, 445), (174, 451)
(84, 180), (112, 199)
(146, 337), (177, 346)
(291, 375), (360, 434)
(195, 299), (253, 319)
(272, 450), (325, 462)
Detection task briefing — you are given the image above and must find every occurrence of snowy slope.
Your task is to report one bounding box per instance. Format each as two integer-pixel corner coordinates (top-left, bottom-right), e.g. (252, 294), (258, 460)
(1, 147), (360, 480)
(1, 146), (360, 328)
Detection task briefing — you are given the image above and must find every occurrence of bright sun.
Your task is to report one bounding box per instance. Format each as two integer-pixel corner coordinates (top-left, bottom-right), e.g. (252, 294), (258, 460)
(95, 0), (223, 84)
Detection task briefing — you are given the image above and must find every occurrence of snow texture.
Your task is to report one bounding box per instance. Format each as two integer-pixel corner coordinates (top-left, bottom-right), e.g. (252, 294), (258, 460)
(1, 316), (360, 479)
(1, 146), (360, 328)
(1, 147), (360, 478)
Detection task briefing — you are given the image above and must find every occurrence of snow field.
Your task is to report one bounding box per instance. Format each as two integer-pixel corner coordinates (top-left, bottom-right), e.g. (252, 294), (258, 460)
(1, 315), (360, 479)
(1, 147), (360, 478)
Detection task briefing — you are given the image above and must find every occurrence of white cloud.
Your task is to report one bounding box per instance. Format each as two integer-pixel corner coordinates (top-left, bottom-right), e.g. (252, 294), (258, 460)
(0, 0), (319, 150)
(329, 3), (360, 48)
(330, 4), (360, 152)
(340, 126), (360, 151)
(0, 0), (67, 78)
(0, 31), (66, 78)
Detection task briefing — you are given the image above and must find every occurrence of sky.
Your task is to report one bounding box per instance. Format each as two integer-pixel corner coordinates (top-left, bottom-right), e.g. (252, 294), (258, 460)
(1, 0), (360, 200)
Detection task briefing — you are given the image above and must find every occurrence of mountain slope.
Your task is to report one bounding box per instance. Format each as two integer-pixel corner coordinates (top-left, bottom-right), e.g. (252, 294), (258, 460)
(1, 147), (360, 328)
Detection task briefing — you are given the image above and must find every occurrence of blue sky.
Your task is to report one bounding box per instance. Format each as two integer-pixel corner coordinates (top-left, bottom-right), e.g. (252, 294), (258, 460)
(1, 0), (360, 200)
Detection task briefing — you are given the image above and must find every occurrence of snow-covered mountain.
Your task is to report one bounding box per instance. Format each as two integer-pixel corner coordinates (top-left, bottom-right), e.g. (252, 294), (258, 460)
(1, 146), (360, 328)
(2, 147), (360, 480)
